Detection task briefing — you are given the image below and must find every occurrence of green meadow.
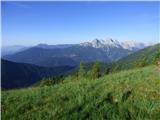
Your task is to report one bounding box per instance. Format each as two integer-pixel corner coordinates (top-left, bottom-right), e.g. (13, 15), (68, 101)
(2, 65), (160, 120)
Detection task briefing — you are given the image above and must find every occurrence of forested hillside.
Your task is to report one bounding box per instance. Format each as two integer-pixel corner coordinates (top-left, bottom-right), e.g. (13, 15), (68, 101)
(1, 59), (74, 89)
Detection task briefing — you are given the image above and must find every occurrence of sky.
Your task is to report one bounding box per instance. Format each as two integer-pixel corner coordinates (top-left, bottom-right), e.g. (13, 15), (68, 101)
(2, 1), (160, 46)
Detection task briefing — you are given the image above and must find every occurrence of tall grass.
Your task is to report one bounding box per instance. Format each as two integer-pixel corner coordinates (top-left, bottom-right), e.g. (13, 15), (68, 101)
(2, 65), (160, 120)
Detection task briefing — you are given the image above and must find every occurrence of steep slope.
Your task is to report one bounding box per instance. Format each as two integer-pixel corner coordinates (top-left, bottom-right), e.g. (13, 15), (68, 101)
(112, 43), (160, 70)
(1, 59), (74, 89)
(2, 65), (160, 119)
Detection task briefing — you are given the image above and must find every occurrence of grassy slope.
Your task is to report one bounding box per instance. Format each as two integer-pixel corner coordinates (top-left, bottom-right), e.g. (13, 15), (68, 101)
(114, 44), (160, 70)
(2, 65), (160, 120)
(79, 44), (160, 75)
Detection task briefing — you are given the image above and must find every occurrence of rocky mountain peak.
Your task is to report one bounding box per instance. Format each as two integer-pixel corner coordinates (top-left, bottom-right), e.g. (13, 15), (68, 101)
(80, 38), (150, 51)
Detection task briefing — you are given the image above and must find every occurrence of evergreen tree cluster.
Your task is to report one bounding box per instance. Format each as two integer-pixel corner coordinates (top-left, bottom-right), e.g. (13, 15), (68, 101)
(78, 61), (102, 80)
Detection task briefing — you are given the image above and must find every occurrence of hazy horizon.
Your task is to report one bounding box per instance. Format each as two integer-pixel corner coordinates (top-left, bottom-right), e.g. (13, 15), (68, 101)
(2, 38), (159, 47)
(2, 1), (159, 46)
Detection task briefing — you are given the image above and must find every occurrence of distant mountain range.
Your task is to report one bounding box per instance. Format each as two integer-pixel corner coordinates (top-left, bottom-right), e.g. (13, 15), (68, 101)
(2, 43), (159, 89)
(80, 38), (150, 51)
(2, 38), (152, 67)
(3, 46), (111, 67)
(1, 44), (74, 56)
(1, 45), (31, 56)
(1, 59), (75, 89)
(36, 43), (75, 49)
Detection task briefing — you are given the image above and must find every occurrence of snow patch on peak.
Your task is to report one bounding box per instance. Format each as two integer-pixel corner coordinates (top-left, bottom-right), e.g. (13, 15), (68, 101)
(81, 38), (122, 48)
(80, 38), (151, 51)
(91, 39), (103, 48)
(101, 38), (121, 47)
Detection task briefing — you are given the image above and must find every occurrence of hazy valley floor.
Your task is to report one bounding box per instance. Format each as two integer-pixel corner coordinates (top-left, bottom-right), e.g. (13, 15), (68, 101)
(2, 65), (160, 120)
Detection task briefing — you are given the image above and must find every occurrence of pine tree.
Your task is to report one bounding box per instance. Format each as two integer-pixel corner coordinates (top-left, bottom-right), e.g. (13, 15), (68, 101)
(154, 52), (160, 64)
(78, 62), (86, 79)
(137, 57), (147, 67)
(91, 61), (101, 79)
(105, 67), (110, 75)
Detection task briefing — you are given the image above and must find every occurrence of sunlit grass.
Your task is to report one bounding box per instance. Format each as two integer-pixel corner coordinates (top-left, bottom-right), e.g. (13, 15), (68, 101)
(2, 65), (160, 120)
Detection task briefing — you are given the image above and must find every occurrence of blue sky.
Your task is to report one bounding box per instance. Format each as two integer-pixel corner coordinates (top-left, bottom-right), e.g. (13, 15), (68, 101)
(2, 1), (159, 46)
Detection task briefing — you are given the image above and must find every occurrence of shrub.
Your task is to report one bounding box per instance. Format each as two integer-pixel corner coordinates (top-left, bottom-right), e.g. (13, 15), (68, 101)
(39, 76), (64, 87)
(153, 52), (160, 64)
(136, 57), (147, 67)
